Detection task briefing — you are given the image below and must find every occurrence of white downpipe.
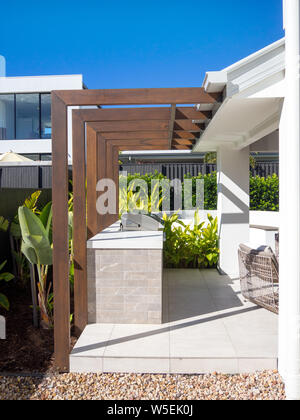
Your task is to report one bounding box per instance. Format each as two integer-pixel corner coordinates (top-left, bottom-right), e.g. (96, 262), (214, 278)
(282, 0), (300, 400)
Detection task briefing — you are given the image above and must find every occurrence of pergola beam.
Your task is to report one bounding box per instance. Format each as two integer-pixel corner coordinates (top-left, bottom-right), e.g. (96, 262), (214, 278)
(56, 87), (219, 106)
(101, 131), (169, 140)
(87, 120), (170, 132)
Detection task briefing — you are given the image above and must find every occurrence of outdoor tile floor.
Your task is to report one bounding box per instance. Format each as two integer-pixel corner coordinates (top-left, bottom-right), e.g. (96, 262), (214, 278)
(70, 269), (278, 374)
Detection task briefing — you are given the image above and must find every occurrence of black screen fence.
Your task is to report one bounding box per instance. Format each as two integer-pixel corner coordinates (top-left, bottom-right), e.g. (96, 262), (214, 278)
(120, 162), (279, 181)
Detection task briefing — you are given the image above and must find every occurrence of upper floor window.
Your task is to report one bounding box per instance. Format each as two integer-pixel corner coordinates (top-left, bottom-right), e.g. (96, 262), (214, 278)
(0, 93), (51, 140)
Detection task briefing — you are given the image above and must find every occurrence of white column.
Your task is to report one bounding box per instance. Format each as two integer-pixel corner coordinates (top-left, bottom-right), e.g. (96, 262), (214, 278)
(217, 145), (249, 277)
(281, 0), (300, 400)
(278, 101), (289, 380)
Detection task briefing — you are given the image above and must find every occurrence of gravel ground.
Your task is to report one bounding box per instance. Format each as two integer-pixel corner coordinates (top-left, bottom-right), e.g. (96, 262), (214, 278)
(0, 370), (285, 400)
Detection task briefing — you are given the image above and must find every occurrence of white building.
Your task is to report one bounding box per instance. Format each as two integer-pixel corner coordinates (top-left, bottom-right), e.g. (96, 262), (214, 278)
(0, 69), (84, 158)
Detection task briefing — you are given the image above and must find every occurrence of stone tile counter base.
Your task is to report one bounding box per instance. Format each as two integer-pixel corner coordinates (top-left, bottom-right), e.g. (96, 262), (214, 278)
(87, 246), (163, 324)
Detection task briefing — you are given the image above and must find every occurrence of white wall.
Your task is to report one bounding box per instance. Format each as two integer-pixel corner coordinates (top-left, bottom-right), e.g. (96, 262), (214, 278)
(250, 211), (279, 227)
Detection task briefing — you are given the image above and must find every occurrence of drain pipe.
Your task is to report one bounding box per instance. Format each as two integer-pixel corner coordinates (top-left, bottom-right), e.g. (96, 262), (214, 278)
(281, 0), (300, 400)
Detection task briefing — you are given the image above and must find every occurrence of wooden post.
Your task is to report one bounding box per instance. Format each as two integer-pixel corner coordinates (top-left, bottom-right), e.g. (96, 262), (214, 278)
(52, 92), (70, 372)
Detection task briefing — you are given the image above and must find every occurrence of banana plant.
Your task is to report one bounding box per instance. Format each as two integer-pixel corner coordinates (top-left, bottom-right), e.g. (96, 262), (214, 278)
(0, 260), (14, 310)
(0, 191), (42, 287)
(18, 204), (53, 328)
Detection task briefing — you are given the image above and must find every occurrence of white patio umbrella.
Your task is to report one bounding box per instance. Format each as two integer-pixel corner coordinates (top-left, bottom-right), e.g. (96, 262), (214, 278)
(0, 151), (33, 162)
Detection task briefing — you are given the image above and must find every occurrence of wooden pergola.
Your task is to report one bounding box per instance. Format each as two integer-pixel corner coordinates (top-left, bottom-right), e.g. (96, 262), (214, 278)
(51, 88), (221, 370)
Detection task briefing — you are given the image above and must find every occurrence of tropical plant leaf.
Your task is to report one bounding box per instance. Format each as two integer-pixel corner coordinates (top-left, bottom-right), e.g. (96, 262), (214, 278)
(24, 190), (42, 211)
(18, 207), (52, 266)
(0, 260), (7, 272)
(39, 202), (52, 230)
(0, 293), (9, 310)
(68, 211), (73, 240)
(0, 272), (14, 282)
(0, 216), (9, 232)
(21, 241), (38, 265)
(10, 220), (21, 238)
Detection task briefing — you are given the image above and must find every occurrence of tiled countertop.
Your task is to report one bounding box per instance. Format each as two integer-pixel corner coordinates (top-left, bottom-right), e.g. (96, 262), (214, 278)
(87, 222), (164, 250)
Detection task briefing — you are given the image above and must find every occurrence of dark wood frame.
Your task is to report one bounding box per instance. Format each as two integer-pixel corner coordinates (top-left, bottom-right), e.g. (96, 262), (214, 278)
(52, 88), (219, 371)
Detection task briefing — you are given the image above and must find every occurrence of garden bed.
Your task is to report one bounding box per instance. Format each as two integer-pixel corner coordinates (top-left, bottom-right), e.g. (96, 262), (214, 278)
(0, 284), (54, 373)
(0, 284), (76, 373)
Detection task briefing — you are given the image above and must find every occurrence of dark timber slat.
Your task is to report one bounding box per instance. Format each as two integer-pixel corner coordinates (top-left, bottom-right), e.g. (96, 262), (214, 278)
(168, 105), (176, 149)
(173, 131), (197, 140)
(175, 108), (212, 120)
(103, 131), (169, 140)
(88, 120), (170, 132)
(173, 120), (204, 131)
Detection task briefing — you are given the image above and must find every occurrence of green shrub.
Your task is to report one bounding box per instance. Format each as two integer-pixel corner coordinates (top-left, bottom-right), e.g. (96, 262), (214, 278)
(163, 211), (219, 269)
(121, 171), (279, 212)
(250, 173), (279, 211)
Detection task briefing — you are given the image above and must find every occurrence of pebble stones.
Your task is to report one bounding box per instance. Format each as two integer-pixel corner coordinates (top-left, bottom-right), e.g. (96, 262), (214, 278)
(0, 370), (285, 400)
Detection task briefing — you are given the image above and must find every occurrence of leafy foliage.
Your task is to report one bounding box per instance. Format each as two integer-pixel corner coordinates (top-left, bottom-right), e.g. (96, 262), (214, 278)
(121, 171), (279, 212)
(0, 260), (14, 310)
(250, 174), (279, 211)
(163, 211), (219, 269)
(19, 205), (53, 328)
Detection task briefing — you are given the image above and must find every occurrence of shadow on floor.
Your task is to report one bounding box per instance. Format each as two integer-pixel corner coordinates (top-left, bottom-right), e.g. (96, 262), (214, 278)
(165, 269), (244, 322)
(71, 305), (260, 355)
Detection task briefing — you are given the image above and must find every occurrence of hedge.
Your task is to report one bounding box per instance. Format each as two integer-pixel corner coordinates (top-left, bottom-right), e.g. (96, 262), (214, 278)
(123, 171), (279, 212)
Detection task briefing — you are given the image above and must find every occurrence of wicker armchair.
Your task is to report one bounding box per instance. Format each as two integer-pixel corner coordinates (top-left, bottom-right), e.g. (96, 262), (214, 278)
(238, 243), (279, 314)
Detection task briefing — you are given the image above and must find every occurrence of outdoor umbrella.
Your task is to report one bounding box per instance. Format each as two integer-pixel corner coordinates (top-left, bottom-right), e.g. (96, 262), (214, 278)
(0, 151), (33, 162)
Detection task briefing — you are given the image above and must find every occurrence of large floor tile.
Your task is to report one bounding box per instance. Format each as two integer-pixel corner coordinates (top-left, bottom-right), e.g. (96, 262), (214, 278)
(229, 333), (278, 358)
(170, 332), (236, 358)
(70, 269), (278, 374)
(70, 324), (114, 357)
(104, 324), (170, 358)
(103, 357), (170, 374)
(170, 358), (239, 374)
(70, 356), (103, 373)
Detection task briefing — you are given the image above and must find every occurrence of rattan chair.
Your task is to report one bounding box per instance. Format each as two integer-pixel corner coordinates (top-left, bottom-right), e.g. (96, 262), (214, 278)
(238, 243), (279, 314)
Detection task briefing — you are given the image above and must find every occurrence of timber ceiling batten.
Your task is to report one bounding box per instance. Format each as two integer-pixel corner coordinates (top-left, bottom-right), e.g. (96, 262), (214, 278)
(51, 87), (221, 371)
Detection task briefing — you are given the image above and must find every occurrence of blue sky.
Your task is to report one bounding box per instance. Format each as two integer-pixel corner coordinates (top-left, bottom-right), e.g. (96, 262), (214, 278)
(1, 0), (284, 89)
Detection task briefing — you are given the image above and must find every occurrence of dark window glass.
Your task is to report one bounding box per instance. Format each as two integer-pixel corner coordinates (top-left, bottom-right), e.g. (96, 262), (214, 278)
(16, 93), (40, 139)
(22, 154), (39, 161)
(40, 153), (52, 161)
(41, 94), (51, 139)
(0, 94), (14, 140)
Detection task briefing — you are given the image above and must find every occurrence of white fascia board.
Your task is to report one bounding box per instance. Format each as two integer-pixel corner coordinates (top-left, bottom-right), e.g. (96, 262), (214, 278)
(0, 140), (52, 154)
(201, 38), (285, 100)
(223, 38), (285, 74)
(226, 53), (285, 98)
(203, 71), (227, 93)
(0, 74), (83, 93)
